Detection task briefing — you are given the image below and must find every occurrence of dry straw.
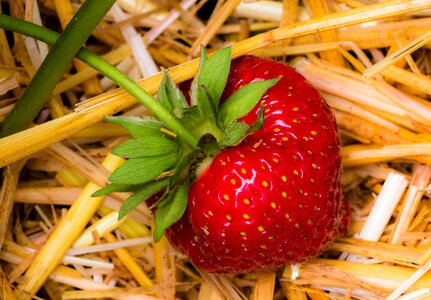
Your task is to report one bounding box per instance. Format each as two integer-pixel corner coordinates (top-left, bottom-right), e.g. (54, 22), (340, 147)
(2, 0), (431, 299)
(0, 0), (430, 167)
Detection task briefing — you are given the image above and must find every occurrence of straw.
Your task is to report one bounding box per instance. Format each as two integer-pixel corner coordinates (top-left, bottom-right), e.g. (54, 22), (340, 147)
(4, 0), (431, 298)
(1, 0), (430, 167)
(15, 154), (123, 299)
(363, 30), (431, 78)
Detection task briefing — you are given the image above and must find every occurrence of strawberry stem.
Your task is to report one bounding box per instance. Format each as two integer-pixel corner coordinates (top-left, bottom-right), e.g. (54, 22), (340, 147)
(0, 0), (117, 137)
(0, 15), (199, 149)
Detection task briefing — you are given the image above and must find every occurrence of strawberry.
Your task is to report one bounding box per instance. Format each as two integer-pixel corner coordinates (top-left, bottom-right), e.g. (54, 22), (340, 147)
(95, 48), (349, 274)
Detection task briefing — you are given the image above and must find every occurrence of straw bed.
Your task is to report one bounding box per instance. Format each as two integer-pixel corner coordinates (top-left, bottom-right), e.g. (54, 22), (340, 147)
(2, 0), (431, 299)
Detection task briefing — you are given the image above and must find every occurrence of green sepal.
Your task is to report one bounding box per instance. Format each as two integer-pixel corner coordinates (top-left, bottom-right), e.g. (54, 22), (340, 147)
(118, 178), (170, 220)
(92, 183), (138, 197)
(158, 70), (189, 116)
(164, 71), (188, 112)
(108, 154), (178, 185)
(198, 85), (217, 124)
(247, 104), (265, 133)
(181, 106), (204, 132)
(157, 72), (173, 113)
(196, 46), (231, 108)
(112, 137), (179, 158)
(105, 116), (164, 139)
(181, 88), (223, 142)
(190, 46), (207, 106)
(218, 105), (266, 147)
(219, 122), (250, 147)
(218, 77), (279, 129)
(154, 177), (190, 242)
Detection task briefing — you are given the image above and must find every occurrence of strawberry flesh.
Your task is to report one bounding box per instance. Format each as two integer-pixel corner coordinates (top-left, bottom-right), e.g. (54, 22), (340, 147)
(165, 56), (348, 273)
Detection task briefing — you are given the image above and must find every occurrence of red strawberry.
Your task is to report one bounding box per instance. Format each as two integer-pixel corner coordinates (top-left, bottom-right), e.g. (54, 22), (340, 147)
(163, 56), (349, 273)
(101, 50), (349, 274)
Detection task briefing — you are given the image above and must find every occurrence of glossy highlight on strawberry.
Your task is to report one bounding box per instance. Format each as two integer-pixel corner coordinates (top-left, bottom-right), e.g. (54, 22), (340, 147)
(163, 56), (349, 273)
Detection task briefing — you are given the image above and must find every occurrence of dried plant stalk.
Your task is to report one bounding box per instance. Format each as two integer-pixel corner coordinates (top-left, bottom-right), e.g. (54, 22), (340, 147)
(251, 272), (276, 300)
(285, 258), (431, 294)
(0, 159), (26, 248)
(0, 0), (430, 168)
(0, 265), (16, 300)
(198, 282), (224, 300)
(190, 0), (242, 56)
(4, 0), (431, 299)
(342, 143), (431, 166)
(103, 232), (153, 287)
(364, 29), (431, 78)
(389, 165), (431, 245)
(330, 238), (425, 266)
(15, 154), (123, 299)
(305, 0), (346, 66)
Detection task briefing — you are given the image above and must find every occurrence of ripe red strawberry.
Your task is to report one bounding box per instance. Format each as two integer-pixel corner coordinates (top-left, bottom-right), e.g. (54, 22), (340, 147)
(99, 49), (349, 274)
(163, 56), (349, 273)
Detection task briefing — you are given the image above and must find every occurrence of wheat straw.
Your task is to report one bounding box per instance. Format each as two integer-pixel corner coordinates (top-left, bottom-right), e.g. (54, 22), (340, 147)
(359, 173), (408, 241)
(1, 0), (431, 168)
(0, 160), (26, 248)
(251, 272), (276, 300)
(73, 211), (127, 247)
(67, 237), (153, 256)
(5, 1), (431, 298)
(111, 3), (158, 77)
(389, 165), (431, 245)
(15, 154), (123, 299)
(387, 258), (431, 300)
(364, 30), (431, 78)
(145, 0), (196, 44)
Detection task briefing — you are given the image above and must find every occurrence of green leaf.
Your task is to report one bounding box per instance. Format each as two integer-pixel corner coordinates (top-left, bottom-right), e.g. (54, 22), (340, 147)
(182, 106), (203, 131)
(190, 46), (208, 106)
(92, 183), (138, 197)
(105, 116), (164, 139)
(154, 178), (190, 242)
(112, 137), (179, 158)
(218, 77), (279, 129)
(157, 72), (173, 112)
(218, 105), (265, 147)
(119, 178), (169, 220)
(198, 84), (217, 124)
(108, 154), (178, 184)
(198, 46), (232, 108)
(248, 104), (265, 133)
(164, 71), (188, 111)
(219, 122), (250, 147)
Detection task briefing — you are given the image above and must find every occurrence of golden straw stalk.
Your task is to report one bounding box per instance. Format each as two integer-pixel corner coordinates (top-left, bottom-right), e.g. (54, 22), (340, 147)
(103, 232), (153, 287)
(15, 153), (123, 299)
(0, 265), (16, 300)
(0, 0), (430, 167)
(251, 272), (276, 300)
(0, 159), (26, 248)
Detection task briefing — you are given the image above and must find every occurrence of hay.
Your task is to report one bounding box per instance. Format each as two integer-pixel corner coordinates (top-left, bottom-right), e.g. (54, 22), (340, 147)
(2, 0), (431, 299)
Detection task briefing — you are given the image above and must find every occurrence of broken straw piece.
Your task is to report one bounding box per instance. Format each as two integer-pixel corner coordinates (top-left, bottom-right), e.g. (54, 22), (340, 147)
(396, 288), (431, 300)
(111, 4), (158, 77)
(359, 172), (408, 241)
(386, 259), (431, 300)
(145, 0), (197, 45)
(73, 211), (127, 248)
(343, 172), (408, 263)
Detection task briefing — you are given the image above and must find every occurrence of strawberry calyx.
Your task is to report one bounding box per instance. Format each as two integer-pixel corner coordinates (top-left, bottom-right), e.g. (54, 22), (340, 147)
(93, 47), (279, 241)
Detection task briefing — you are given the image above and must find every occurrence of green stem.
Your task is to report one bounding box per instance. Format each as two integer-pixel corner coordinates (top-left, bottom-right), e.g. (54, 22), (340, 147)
(0, 14), (199, 149)
(0, 0), (117, 137)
